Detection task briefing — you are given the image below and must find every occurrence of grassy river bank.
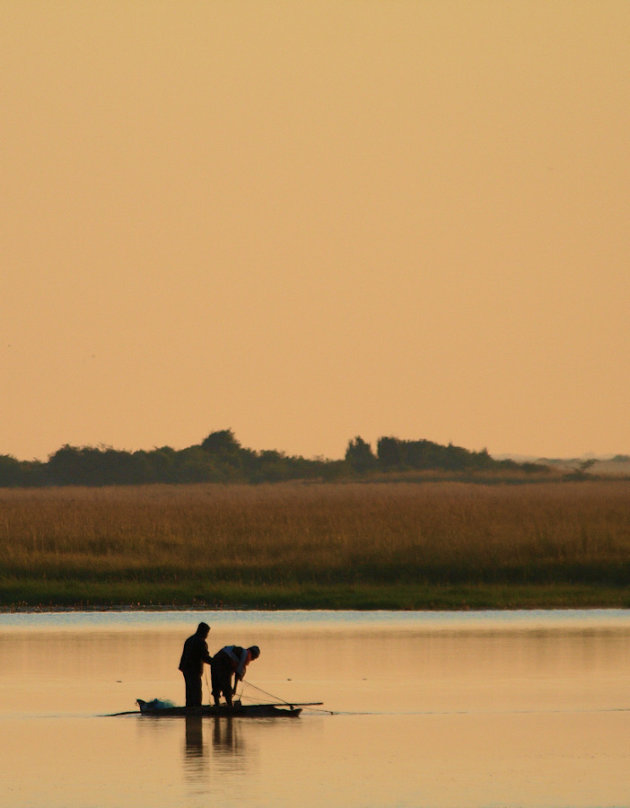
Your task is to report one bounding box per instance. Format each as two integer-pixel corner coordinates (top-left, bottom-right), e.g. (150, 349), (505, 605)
(1, 480), (629, 610)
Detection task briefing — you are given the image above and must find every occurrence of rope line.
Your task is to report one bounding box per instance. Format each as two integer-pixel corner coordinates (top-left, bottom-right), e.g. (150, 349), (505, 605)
(241, 679), (290, 705)
(240, 679), (335, 714)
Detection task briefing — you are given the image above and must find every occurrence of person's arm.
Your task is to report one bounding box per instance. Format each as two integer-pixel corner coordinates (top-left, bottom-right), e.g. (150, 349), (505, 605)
(195, 636), (212, 665)
(233, 649), (250, 690)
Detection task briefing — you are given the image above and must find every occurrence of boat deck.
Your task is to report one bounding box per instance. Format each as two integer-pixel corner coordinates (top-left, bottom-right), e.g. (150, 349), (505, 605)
(136, 698), (302, 718)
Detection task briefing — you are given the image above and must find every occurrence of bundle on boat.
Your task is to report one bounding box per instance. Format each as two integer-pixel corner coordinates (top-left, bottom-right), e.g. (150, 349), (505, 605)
(136, 698), (318, 718)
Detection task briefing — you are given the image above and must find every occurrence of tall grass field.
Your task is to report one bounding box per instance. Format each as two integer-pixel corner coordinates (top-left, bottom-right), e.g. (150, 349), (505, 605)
(1, 480), (629, 609)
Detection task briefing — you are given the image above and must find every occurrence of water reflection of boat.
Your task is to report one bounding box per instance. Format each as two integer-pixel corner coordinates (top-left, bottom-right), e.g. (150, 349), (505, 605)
(136, 698), (304, 718)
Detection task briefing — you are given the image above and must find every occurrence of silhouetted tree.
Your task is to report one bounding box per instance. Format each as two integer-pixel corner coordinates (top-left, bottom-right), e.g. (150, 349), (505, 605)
(376, 436), (502, 472)
(0, 455), (25, 486)
(376, 437), (406, 469)
(345, 436), (377, 472)
(201, 429), (241, 455)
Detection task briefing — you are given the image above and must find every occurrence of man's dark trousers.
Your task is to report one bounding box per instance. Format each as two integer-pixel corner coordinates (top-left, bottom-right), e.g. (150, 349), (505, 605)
(183, 672), (202, 707)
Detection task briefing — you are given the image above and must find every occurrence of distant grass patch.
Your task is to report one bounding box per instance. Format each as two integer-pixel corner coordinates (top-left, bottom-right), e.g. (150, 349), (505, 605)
(1, 480), (629, 610)
(3, 579), (629, 611)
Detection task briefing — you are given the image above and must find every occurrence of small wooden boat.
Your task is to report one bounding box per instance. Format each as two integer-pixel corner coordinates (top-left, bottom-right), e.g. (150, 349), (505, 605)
(136, 698), (309, 718)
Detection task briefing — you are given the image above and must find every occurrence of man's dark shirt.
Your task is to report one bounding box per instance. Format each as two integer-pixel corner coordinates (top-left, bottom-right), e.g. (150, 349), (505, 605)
(178, 633), (212, 677)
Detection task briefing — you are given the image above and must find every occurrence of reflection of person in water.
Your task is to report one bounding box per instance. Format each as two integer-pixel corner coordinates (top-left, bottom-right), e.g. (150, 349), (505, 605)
(185, 714), (203, 756)
(178, 622), (212, 707)
(182, 714), (208, 781)
(211, 645), (260, 706)
(213, 715), (241, 753)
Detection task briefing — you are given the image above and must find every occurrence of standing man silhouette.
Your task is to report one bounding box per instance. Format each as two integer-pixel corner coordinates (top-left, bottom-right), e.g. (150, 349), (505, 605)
(178, 622), (212, 707)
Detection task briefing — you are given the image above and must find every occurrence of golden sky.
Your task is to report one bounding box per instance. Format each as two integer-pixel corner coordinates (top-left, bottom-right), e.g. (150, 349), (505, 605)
(2, 1), (629, 461)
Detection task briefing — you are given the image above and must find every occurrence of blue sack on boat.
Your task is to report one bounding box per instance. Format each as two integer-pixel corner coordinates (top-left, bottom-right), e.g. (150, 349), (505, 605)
(144, 698), (175, 710)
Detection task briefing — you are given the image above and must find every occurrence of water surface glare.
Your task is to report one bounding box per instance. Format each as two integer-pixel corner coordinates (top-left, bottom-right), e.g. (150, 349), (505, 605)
(1, 610), (629, 807)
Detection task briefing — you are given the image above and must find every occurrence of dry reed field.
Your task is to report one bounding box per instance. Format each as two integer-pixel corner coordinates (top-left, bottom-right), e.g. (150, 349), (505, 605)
(1, 480), (629, 608)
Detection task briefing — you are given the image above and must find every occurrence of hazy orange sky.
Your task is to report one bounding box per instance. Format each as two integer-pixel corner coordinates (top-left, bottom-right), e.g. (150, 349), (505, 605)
(3, 1), (629, 461)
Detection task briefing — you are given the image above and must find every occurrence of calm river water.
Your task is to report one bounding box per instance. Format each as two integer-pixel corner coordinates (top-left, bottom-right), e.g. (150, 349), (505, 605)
(0, 610), (629, 808)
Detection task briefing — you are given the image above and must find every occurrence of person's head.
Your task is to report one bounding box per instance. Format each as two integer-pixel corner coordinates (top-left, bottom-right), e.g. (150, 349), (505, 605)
(248, 645), (260, 660)
(196, 622), (210, 638)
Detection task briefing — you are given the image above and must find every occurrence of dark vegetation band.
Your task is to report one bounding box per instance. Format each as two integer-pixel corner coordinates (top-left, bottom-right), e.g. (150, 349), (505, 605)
(0, 429), (547, 487)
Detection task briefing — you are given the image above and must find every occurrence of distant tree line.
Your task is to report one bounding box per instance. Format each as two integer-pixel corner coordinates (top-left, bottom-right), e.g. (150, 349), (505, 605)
(345, 436), (544, 475)
(0, 430), (546, 487)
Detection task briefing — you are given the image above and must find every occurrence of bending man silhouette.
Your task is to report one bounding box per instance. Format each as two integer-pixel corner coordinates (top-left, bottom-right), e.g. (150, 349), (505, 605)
(211, 645), (260, 707)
